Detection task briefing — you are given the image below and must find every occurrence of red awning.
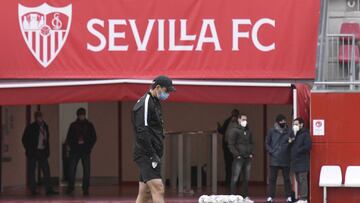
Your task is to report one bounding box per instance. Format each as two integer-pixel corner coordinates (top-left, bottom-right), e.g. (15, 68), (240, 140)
(0, 80), (293, 105)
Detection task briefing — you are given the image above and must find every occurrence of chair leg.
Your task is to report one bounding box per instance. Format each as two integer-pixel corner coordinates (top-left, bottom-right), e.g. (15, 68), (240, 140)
(323, 187), (327, 203)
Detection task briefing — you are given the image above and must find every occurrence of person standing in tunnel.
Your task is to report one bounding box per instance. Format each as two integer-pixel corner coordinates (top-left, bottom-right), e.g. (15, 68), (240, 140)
(217, 109), (240, 187)
(66, 108), (97, 196)
(227, 113), (254, 202)
(133, 75), (175, 203)
(22, 111), (58, 196)
(265, 114), (292, 203)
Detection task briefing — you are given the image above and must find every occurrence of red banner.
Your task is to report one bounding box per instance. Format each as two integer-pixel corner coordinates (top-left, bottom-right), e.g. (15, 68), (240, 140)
(0, 0), (320, 79)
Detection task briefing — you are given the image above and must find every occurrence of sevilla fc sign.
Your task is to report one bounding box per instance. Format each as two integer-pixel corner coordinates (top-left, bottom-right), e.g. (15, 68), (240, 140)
(0, 0), (320, 79)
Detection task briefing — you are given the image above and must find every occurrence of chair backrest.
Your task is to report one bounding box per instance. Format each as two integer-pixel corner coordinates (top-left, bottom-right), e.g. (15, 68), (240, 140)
(339, 44), (360, 63)
(340, 22), (360, 40)
(319, 165), (343, 187)
(344, 166), (360, 187)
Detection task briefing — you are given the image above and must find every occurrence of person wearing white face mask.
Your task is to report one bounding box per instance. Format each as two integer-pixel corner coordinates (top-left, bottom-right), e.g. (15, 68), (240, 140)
(227, 114), (254, 202)
(288, 117), (312, 203)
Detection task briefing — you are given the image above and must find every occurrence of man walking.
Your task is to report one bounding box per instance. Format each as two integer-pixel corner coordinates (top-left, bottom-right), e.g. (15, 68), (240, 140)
(133, 75), (175, 203)
(265, 114), (292, 203)
(22, 111), (58, 196)
(66, 108), (97, 195)
(227, 114), (254, 202)
(289, 117), (312, 203)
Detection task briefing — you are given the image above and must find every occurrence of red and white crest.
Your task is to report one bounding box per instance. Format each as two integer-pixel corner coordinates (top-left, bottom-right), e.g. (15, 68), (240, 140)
(18, 3), (72, 68)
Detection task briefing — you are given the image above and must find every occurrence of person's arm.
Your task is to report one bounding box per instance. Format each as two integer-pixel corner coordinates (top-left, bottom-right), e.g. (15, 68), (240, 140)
(249, 131), (255, 157)
(134, 99), (158, 160)
(65, 123), (75, 150)
(89, 123), (97, 149)
(21, 125), (30, 149)
(45, 124), (50, 157)
(298, 130), (312, 153)
(227, 129), (240, 158)
(288, 130), (296, 144)
(265, 130), (273, 154)
(217, 117), (231, 135)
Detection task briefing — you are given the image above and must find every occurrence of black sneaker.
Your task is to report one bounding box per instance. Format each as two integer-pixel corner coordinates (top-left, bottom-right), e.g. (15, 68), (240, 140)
(31, 191), (38, 196)
(83, 190), (89, 196)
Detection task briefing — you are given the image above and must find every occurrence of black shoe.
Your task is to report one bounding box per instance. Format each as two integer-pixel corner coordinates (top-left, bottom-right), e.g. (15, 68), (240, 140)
(46, 190), (59, 196)
(83, 190), (89, 196)
(31, 191), (38, 196)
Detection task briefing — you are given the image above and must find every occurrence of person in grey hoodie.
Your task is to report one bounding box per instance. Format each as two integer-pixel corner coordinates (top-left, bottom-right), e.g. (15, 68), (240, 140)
(227, 113), (254, 202)
(265, 114), (292, 203)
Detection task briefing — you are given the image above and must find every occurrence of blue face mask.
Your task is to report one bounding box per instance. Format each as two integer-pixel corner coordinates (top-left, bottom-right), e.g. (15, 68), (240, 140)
(158, 91), (169, 100)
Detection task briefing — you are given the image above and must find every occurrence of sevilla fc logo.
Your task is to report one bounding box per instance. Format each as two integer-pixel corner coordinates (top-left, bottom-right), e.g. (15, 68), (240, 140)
(18, 3), (72, 68)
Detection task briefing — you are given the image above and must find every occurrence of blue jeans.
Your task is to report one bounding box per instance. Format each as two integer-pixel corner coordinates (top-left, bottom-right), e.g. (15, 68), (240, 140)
(230, 157), (251, 197)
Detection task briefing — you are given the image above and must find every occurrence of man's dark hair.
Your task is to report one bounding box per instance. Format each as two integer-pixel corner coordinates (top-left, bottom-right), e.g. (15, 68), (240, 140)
(294, 117), (304, 124)
(276, 114), (286, 122)
(34, 111), (42, 118)
(231, 109), (240, 117)
(76, 108), (86, 116)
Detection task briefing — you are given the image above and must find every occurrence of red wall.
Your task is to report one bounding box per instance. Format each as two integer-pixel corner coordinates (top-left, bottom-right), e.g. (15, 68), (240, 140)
(310, 93), (360, 203)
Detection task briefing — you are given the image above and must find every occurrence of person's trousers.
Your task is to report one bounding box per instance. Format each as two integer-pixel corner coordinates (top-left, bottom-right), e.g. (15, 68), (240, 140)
(230, 157), (251, 197)
(267, 166), (292, 198)
(27, 151), (52, 192)
(68, 153), (91, 192)
(223, 142), (233, 186)
(295, 172), (308, 200)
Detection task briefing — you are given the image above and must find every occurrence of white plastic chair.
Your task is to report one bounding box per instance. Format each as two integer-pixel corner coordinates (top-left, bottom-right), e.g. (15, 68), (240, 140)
(344, 166), (360, 187)
(319, 165), (343, 203)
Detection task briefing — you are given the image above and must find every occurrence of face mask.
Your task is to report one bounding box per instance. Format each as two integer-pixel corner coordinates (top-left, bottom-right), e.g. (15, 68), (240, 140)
(158, 91), (169, 100)
(293, 125), (300, 134)
(239, 120), (247, 127)
(279, 122), (286, 128)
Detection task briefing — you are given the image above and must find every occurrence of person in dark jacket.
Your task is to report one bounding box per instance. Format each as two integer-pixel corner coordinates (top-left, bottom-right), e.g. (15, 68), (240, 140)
(289, 117), (312, 203)
(133, 76), (175, 203)
(65, 108), (97, 195)
(228, 114), (254, 202)
(22, 111), (58, 196)
(217, 109), (239, 186)
(265, 114), (292, 203)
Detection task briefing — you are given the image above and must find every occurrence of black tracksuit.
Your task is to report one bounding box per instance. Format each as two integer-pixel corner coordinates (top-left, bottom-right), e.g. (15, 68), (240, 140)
(133, 92), (164, 182)
(133, 92), (164, 160)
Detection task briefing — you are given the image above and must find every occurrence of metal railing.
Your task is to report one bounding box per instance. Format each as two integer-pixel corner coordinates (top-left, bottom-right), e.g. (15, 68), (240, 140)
(314, 34), (360, 91)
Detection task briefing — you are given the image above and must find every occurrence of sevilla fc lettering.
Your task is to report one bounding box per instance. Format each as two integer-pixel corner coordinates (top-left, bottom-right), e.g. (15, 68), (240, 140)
(86, 18), (276, 52)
